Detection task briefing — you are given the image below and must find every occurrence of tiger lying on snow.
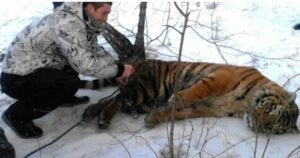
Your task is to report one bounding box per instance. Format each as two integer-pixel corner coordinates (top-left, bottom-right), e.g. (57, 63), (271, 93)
(83, 59), (299, 134)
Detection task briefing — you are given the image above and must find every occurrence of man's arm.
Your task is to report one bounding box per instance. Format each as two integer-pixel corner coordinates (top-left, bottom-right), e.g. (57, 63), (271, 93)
(51, 12), (124, 79)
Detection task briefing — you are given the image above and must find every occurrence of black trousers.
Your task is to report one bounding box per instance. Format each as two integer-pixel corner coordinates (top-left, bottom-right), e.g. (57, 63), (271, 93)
(0, 67), (81, 121)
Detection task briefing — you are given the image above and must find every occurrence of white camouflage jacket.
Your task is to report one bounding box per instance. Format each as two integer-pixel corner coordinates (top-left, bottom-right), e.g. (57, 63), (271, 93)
(1, 2), (123, 78)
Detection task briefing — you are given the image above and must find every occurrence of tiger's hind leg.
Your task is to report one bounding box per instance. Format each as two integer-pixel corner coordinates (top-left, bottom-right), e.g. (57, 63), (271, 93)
(144, 102), (216, 128)
(144, 94), (215, 128)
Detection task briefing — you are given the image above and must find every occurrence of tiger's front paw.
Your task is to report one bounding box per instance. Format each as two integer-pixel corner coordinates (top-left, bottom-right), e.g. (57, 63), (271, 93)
(97, 111), (111, 129)
(82, 104), (101, 122)
(144, 112), (159, 128)
(97, 119), (110, 129)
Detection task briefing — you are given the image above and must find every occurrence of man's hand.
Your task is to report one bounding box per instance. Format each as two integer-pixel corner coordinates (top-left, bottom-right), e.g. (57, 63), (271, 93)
(117, 64), (135, 84)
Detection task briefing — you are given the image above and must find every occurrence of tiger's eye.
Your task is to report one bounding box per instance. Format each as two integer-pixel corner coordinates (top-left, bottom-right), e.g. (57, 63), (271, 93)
(265, 104), (275, 114)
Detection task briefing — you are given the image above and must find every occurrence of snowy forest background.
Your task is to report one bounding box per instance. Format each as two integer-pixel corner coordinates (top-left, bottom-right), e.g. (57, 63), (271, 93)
(1, 1), (300, 158)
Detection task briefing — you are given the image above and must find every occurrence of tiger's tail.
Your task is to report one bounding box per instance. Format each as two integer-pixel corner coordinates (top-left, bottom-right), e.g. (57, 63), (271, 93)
(80, 78), (119, 89)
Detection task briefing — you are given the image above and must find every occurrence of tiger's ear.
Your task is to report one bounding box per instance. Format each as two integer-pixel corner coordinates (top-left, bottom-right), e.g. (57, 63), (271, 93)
(284, 92), (297, 104)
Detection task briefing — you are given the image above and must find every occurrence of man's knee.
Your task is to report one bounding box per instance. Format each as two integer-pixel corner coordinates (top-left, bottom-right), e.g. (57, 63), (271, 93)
(34, 68), (81, 89)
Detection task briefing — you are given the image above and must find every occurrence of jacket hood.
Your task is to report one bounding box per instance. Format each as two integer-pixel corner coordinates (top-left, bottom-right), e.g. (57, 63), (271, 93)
(60, 2), (105, 32)
(61, 2), (85, 20)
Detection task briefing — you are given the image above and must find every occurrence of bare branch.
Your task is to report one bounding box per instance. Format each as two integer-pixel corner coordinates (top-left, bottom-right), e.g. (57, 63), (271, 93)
(162, 2), (171, 45)
(253, 133), (258, 158)
(261, 136), (271, 158)
(189, 19), (215, 31)
(169, 100), (175, 158)
(174, 2), (186, 17)
(286, 145), (300, 158)
(132, 134), (159, 158)
(218, 44), (300, 62)
(212, 136), (254, 158)
(173, 2), (190, 61)
(188, 26), (228, 63)
(215, 44), (228, 64)
(294, 87), (300, 93)
(109, 133), (132, 158)
(282, 73), (300, 88)
(196, 119), (206, 148)
(145, 27), (168, 47)
(185, 121), (194, 158)
(199, 119), (218, 158)
(164, 24), (182, 35)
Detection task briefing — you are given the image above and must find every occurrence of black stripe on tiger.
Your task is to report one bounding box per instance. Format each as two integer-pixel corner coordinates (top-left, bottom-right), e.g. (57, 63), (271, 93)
(182, 64), (213, 89)
(255, 93), (278, 105)
(235, 77), (264, 100)
(164, 63), (174, 99)
(182, 63), (200, 83)
(232, 68), (257, 91)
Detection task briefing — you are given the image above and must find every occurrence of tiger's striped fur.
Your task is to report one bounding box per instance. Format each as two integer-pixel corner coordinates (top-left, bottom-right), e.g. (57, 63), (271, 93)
(84, 60), (299, 134)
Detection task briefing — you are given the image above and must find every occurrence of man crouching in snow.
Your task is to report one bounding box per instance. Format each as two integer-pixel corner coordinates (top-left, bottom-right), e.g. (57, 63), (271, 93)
(0, 2), (134, 138)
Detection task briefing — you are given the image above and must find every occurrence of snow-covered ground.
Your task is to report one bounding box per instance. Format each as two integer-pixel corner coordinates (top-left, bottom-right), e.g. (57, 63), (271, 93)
(1, 1), (300, 158)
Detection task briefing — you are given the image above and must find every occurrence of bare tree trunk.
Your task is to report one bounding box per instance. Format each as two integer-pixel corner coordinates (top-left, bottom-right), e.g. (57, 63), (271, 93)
(134, 2), (147, 61)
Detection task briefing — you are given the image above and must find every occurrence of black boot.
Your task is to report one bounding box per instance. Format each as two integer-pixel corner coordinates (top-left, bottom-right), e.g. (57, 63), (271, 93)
(2, 110), (43, 139)
(61, 96), (90, 107)
(294, 23), (300, 30)
(0, 127), (15, 158)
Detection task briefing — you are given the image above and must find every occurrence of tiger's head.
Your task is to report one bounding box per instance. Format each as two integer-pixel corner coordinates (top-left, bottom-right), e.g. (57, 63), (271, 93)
(120, 71), (153, 114)
(120, 81), (140, 114)
(245, 89), (299, 134)
(119, 60), (158, 114)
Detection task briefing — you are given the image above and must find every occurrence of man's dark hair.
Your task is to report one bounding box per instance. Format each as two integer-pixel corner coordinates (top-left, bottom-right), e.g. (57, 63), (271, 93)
(53, 2), (64, 9)
(83, 2), (112, 9)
